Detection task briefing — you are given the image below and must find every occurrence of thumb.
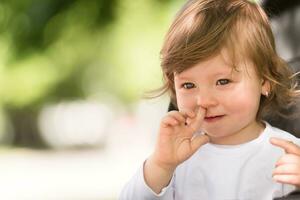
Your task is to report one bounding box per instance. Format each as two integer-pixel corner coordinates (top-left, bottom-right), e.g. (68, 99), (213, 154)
(191, 134), (210, 153)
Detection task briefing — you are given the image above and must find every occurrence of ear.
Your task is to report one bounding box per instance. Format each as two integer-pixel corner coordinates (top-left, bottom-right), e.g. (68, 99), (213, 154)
(261, 79), (271, 97)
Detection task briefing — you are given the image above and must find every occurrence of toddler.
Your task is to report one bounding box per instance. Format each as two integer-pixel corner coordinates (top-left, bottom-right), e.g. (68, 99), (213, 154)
(120, 0), (300, 199)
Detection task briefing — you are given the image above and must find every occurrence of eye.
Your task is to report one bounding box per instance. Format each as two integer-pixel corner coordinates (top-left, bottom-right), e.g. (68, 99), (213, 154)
(216, 79), (231, 85)
(181, 82), (195, 89)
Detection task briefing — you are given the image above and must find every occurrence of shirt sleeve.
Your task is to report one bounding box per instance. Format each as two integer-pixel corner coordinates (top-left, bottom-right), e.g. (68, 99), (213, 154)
(119, 161), (175, 200)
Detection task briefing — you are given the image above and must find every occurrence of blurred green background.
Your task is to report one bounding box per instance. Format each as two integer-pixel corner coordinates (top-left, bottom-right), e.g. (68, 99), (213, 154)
(0, 0), (185, 199)
(0, 0), (185, 148)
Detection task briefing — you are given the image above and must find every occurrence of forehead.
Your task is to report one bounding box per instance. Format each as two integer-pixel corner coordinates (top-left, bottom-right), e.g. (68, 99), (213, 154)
(174, 49), (258, 80)
(175, 50), (235, 79)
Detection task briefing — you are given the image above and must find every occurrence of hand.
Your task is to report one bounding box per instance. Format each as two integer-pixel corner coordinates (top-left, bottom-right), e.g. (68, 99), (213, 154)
(151, 107), (210, 171)
(270, 137), (300, 187)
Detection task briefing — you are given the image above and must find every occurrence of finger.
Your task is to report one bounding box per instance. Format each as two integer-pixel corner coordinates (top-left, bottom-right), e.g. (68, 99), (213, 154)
(183, 110), (196, 119)
(273, 174), (300, 186)
(161, 116), (179, 127)
(191, 134), (210, 153)
(167, 111), (186, 124)
(178, 110), (195, 126)
(275, 154), (300, 167)
(273, 163), (300, 176)
(185, 118), (193, 126)
(189, 106), (206, 133)
(270, 137), (300, 155)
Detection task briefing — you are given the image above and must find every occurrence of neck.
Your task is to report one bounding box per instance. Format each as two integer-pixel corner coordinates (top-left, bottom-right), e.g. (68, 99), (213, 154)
(208, 121), (265, 145)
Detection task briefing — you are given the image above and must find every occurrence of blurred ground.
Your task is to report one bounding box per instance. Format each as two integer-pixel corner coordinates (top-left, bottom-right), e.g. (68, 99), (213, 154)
(0, 148), (142, 200)
(0, 97), (168, 200)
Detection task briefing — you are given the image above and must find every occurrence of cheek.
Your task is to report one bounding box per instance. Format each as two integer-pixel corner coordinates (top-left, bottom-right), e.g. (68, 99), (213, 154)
(225, 90), (261, 114)
(176, 92), (196, 111)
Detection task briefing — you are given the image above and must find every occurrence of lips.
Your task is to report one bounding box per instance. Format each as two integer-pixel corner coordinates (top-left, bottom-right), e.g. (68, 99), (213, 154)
(204, 115), (225, 122)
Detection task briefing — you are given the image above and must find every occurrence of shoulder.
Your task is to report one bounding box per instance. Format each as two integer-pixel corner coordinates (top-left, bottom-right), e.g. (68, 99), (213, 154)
(265, 122), (300, 145)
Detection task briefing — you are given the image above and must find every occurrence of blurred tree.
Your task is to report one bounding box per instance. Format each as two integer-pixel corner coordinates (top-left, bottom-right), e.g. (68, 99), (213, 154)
(0, 0), (183, 148)
(2, 0), (117, 57)
(0, 0), (119, 148)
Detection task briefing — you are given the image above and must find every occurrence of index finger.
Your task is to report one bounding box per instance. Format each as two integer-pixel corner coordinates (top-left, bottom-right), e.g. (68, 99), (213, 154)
(190, 106), (206, 133)
(270, 137), (300, 156)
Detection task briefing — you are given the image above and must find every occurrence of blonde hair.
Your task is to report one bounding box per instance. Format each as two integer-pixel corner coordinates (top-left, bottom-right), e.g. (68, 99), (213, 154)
(157, 0), (299, 119)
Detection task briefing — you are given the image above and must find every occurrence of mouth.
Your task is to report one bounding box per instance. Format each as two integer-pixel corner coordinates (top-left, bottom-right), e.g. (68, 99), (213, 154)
(204, 115), (225, 123)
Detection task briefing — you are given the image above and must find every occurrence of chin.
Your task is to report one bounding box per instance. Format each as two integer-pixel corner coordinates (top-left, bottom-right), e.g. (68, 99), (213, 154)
(203, 128), (235, 140)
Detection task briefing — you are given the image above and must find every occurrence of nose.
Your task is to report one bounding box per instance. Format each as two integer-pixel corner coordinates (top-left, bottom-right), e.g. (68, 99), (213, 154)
(196, 91), (218, 108)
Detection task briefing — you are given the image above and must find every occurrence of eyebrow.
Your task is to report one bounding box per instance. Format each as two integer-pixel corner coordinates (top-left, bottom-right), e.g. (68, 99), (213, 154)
(210, 71), (234, 77)
(175, 69), (234, 80)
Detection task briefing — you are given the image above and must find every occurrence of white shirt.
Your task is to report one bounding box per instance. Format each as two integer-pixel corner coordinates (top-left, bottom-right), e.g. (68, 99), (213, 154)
(120, 123), (299, 200)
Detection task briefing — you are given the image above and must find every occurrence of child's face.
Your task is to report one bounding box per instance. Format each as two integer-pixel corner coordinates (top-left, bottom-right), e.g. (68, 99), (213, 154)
(174, 49), (269, 144)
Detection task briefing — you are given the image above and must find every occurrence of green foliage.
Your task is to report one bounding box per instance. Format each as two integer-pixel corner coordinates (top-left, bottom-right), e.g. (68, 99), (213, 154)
(0, 0), (185, 109)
